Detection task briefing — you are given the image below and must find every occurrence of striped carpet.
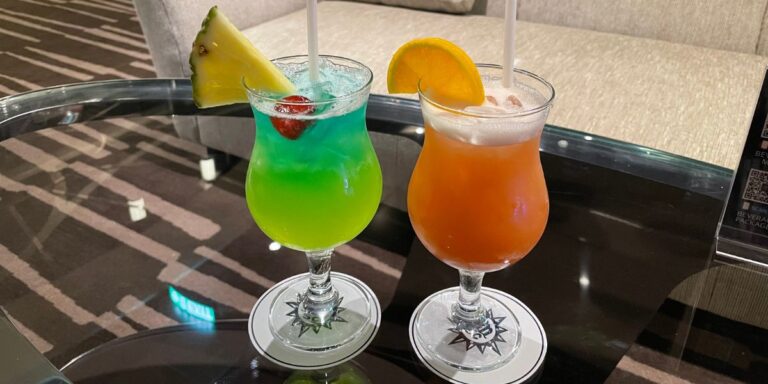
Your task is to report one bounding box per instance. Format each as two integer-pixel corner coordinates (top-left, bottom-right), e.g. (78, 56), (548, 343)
(0, 0), (152, 91)
(0, 0), (405, 368)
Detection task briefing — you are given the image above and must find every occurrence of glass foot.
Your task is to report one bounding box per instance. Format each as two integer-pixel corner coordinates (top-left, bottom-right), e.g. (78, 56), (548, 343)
(269, 273), (374, 352)
(412, 287), (522, 372)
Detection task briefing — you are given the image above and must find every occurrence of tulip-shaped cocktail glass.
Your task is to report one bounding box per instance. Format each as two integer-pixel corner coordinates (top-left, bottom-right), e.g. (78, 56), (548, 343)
(409, 65), (554, 371)
(245, 55), (382, 352)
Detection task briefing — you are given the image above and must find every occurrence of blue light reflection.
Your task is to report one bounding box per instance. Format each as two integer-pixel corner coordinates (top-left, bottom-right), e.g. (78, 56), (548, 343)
(168, 286), (216, 322)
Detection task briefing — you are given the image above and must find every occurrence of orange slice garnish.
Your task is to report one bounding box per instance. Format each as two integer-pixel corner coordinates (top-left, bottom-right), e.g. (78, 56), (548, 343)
(387, 37), (484, 108)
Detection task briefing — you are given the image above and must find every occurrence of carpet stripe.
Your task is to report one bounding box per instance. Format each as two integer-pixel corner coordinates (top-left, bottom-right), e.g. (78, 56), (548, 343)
(102, 24), (144, 39)
(135, 141), (199, 170)
(65, 33), (151, 61)
(336, 244), (402, 279)
(116, 295), (178, 329)
(7, 313), (53, 353)
(617, 356), (693, 384)
(0, 138), (68, 172)
(145, 117), (171, 124)
(91, 0), (136, 13)
(69, 124), (130, 150)
(111, 119), (204, 156)
(194, 246), (276, 289)
(94, 312), (136, 337)
(0, 244), (91, 325)
(0, 26), (40, 43)
(25, 46), (136, 79)
(129, 60), (155, 72)
(84, 28), (148, 50)
(2, 51), (94, 81)
(625, 345), (745, 384)
(0, 83), (20, 95)
(36, 129), (111, 159)
(0, 244), (135, 337)
(0, 73), (42, 90)
(70, 0), (135, 15)
(0, 8), (88, 31)
(19, 0), (118, 23)
(69, 161), (222, 241)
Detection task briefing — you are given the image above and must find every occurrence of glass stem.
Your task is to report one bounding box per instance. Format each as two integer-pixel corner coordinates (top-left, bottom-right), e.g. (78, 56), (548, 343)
(453, 270), (486, 324)
(300, 249), (341, 325)
(305, 249), (335, 303)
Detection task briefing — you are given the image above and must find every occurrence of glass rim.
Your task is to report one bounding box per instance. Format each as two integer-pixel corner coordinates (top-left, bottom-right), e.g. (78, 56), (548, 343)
(242, 54), (373, 107)
(417, 64), (556, 119)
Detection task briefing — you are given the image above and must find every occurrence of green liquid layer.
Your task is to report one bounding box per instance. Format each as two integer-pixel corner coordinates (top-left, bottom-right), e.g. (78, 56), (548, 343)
(246, 104), (382, 251)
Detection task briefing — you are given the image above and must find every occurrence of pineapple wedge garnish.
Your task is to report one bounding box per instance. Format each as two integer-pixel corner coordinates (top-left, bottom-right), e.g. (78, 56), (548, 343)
(189, 6), (296, 108)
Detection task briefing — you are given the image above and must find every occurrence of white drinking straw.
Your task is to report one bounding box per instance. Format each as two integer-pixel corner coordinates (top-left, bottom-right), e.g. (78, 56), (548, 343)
(502, 0), (517, 88)
(307, 0), (320, 83)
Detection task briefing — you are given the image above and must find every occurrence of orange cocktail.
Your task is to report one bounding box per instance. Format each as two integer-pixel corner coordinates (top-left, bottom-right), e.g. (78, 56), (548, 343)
(405, 64), (554, 371)
(388, 35), (555, 373)
(408, 120), (548, 272)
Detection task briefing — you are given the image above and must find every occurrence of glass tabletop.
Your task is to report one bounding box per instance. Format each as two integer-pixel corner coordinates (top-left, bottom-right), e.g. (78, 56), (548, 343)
(0, 79), (763, 384)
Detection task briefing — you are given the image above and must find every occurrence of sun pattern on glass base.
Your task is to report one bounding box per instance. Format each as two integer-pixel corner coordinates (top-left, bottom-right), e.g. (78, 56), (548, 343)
(448, 309), (508, 356)
(285, 293), (348, 337)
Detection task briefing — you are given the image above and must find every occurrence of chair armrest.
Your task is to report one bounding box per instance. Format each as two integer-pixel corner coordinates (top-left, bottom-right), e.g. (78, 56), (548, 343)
(471, 0), (505, 16)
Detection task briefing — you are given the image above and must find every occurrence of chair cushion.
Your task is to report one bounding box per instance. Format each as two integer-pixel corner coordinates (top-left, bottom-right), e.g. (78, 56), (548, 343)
(245, 1), (768, 168)
(340, 0), (475, 14)
(515, 0), (768, 55)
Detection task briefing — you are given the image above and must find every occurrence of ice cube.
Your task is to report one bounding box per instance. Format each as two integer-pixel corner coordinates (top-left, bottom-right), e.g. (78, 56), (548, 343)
(298, 81), (334, 101)
(505, 95), (523, 108)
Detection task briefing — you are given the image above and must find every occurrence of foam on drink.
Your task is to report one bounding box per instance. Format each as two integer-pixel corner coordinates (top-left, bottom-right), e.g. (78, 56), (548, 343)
(421, 79), (549, 146)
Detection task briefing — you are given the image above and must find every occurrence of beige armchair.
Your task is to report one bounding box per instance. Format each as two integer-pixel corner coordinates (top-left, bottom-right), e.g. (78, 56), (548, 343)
(135, 0), (768, 172)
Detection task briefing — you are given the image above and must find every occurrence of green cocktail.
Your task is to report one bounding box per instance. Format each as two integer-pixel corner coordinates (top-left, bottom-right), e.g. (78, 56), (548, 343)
(244, 55), (381, 353)
(246, 102), (381, 251)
